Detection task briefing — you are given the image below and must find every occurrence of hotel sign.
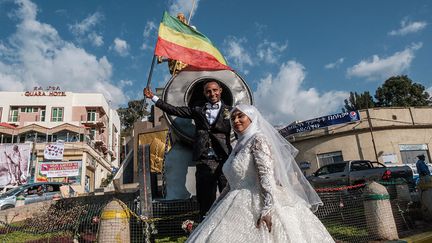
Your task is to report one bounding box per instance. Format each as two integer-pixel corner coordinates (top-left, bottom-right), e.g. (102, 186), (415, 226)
(25, 86), (66, 97)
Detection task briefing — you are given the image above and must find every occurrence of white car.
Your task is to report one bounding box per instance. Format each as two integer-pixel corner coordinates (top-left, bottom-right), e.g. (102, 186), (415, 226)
(0, 185), (18, 195)
(0, 182), (65, 210)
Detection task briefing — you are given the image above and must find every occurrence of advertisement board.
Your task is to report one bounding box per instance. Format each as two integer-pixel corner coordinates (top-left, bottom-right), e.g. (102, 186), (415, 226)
(0, 143), (32, 187)
(36, 161), (82, 184)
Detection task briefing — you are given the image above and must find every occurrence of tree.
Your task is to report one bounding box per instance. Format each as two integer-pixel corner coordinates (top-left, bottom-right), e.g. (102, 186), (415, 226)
(375, 75), (431, 107)
(342, 91), (375, 112)
(117, 98), (149, 134)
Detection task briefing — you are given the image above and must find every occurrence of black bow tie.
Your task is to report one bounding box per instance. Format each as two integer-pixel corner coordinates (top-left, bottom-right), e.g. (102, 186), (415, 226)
(206, 103), (220, 110)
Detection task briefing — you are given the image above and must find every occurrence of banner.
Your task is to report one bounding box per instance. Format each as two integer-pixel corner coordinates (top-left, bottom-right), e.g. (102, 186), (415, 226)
(0, 143), (32, 187)
(44, 142), (64, 160)
(279, 111), (361, 136)
(39, 161), (80, 178)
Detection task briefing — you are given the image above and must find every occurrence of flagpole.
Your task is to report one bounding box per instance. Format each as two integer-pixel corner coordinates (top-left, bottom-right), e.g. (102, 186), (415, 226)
(187, 0), (196, 24)
(145, 55), (156, 88)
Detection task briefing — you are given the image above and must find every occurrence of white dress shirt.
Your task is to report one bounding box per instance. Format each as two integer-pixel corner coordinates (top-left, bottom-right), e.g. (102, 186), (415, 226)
(151, 95), (221, 125)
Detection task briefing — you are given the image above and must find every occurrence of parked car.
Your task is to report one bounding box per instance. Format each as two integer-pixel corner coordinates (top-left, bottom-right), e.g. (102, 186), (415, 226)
(307, 160), (414, 189)
(0, 185), (18, 195)
(0, 182), (65, 210)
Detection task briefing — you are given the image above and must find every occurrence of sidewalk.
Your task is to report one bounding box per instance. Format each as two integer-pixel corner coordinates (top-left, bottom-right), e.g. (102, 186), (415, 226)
(398, 231), (432, 243)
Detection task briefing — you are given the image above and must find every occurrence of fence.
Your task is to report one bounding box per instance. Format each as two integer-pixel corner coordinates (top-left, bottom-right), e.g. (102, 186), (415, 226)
(0, 180), (425, 243)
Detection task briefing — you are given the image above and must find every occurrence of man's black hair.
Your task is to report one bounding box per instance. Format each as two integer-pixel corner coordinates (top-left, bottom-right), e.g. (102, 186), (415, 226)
(203, 79), (222, 89)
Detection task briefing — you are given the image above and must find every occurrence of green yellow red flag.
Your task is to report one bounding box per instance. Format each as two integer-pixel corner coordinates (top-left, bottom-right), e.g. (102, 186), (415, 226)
(155, 12), (231, 70)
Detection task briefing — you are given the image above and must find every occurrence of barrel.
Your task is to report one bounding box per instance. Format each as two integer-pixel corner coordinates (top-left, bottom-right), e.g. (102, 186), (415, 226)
(162, 70), (253, 143)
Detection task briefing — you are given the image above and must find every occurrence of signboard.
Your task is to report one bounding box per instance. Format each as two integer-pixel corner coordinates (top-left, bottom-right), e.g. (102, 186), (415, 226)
(399, 144), (428, 151)
(44, 142), (64, 160)
(24, 86), (66, 97)
(382, 153), (398, 164)
(279, 110), (360, 136)
(36, 160), (82, 184)
(0, 143), (32, 187)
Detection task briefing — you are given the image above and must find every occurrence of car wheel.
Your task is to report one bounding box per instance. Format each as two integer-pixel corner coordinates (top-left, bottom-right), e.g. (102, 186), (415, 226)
(1, 204), (15, 210)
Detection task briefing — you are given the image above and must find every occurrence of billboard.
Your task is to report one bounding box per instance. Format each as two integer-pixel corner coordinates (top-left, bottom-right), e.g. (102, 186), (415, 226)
(0, 143), (32, 187)
(279, 110), (361, 136)
(36, 161), (82, 184)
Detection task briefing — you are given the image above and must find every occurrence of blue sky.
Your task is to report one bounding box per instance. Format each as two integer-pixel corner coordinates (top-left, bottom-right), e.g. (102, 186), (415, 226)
(0, 0), (431, 125)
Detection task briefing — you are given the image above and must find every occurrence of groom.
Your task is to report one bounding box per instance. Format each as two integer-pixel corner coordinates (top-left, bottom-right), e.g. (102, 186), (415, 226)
(144, 80), (232, 219)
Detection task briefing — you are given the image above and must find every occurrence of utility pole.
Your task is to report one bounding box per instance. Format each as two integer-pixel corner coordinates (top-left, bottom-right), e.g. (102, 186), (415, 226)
(366, 109), (379, 162)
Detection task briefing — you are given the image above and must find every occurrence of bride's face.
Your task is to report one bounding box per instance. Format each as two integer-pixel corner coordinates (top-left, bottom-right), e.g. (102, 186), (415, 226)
(230, 110), (252, 133)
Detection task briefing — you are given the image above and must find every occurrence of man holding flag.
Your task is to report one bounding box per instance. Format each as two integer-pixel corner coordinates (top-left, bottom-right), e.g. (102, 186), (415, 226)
(144, 11), (232, 219)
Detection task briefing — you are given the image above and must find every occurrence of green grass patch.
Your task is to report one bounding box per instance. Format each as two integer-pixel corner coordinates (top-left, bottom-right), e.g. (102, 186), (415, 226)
(326, 224), (368, 238)
(155, 235), (187, 243)
(0, 231), (73, 243)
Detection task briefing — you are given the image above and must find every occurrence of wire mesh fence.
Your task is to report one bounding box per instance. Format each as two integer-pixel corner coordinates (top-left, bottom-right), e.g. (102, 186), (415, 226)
(0, 180), (426, 243)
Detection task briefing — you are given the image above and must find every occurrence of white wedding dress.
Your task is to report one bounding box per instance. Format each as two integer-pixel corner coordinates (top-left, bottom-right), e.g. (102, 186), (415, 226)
(187, 134), (335, 243)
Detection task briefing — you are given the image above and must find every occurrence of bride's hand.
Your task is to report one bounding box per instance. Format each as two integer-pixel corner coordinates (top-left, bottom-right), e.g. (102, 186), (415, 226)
(256, 214), (272, 233)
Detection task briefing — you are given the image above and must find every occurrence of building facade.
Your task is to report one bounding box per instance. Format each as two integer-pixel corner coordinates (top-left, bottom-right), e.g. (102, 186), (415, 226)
(0, 88), (120, 192)
(286, 107), (432, 176)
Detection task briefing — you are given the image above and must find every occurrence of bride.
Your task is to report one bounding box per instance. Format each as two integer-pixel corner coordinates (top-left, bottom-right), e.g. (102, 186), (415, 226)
(186, 104), (334, 243)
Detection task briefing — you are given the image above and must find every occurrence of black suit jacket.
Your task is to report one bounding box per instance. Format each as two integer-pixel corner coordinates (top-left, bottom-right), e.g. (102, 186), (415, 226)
(155, 99), (232, 161)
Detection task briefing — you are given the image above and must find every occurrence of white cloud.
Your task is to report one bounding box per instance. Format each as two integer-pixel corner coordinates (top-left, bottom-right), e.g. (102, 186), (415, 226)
(388, 20), (427, 36)
(143, 21), (157, 38)
(119, 79), (133, 88)
(141, 21), (157, 50)
(69, 12), (104, 47)
(257, 40), (288, 64)
(347, 43), (422, 80)
(112, 38), (129, 57)
(168, 0), (200, 22)
(0, 0), (126, 106)
(88, 32), (103, 47)
(223, 37), (253, 74)
(254, 61), (348, 125)
(427, 86), (432, 96)
(325, 58), (345, 69)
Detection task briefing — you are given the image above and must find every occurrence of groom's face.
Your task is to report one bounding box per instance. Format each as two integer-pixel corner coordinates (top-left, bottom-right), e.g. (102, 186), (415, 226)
(203, 81), (222, 104)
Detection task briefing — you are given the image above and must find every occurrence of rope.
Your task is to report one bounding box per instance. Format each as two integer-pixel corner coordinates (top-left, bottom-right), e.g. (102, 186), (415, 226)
(315, 183), (366, 192)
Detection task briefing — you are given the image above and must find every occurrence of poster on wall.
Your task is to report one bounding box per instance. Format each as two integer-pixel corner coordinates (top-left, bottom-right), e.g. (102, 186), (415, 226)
(43, 142), (64, 160)
(0, 143), (32, 187)
(36, 161), (82, 184)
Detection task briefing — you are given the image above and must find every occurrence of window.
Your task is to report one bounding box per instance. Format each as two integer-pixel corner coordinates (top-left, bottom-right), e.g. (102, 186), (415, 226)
(350, 161), (372, 171)
(51, 107), (63, 122)
(40, 109), (46, 121)
(90, 128), (97, 139)
(20, 107), (37, 113)
(316, 163), (346, 176)
(317, 151), (344, 167)
(9, 108), (18, 122)
(87, 109), (97, 121)
(45, 184), (60, 193)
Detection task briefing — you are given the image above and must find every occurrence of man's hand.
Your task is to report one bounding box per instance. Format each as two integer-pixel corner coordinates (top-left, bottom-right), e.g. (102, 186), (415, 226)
(143, 87), (154, 99)
(256, 214), (272, 233)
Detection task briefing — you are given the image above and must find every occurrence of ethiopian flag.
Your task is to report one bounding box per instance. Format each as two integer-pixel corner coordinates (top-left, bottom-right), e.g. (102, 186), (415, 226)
(155, 12), (231, 71)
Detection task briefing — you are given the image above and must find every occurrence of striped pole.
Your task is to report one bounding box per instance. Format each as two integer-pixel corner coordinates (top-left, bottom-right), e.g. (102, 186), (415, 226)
(363, 182), (398, 240)
(97, 199), (130, 243)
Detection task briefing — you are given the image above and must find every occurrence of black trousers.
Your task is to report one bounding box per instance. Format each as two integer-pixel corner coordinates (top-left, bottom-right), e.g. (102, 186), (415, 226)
(195, 159), (227, 219)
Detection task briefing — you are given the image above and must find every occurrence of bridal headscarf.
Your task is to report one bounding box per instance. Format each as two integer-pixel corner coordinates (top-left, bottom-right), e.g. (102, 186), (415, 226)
(230, 104), (323, 212)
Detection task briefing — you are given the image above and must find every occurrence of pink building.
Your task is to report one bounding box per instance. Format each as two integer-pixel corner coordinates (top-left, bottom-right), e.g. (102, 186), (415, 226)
(0, 88), (121, 192)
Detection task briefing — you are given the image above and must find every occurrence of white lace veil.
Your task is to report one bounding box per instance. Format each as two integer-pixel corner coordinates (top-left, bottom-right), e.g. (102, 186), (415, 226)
(231, 104), (323, 212)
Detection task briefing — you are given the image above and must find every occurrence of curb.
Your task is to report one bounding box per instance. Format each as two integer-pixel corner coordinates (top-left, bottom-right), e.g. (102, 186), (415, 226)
(398, 231), (432, 243)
